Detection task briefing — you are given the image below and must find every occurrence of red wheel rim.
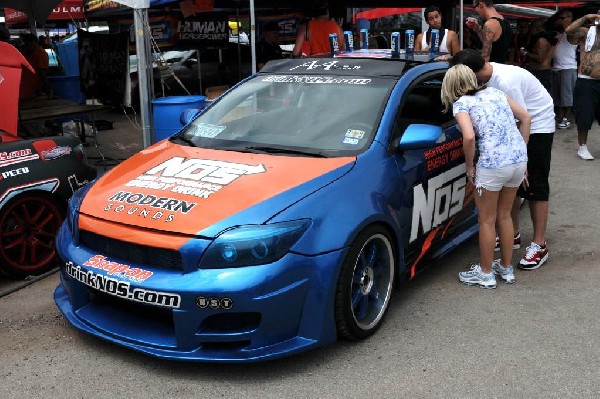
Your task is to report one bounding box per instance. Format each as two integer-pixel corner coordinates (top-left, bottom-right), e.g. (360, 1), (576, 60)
(0, 196), (63, 274)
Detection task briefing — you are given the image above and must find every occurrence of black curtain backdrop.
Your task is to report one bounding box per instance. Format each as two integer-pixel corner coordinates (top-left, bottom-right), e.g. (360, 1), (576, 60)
(78, 29), (129, 106)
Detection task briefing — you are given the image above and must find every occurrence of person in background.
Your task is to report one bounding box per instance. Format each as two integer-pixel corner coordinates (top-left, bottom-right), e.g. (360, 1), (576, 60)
(415, 5), (460, 55)
(256, 21), (283, 70)
(550, 9), (578, 130)
(19, 33), (51, 100)
(441, 64), (530, 289)
(523, 19), (557, 94)
(292, 1), (345, 57)
(450, 49), (555, 271)
(565, 12), (600, 160)
(508, 19), (530, 67)
(466, 0), (512, 63)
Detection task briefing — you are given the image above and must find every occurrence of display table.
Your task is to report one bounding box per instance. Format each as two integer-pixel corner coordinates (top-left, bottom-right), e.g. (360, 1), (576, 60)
(19, 98), (115, 168)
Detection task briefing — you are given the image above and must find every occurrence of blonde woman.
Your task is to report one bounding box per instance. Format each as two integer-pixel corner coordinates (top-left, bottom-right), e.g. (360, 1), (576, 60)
(441, 64), (531, 289)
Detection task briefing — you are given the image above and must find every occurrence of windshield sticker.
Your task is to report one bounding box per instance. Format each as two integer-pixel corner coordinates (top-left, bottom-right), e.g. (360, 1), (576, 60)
(262, 75), (370, 85)
(288, 60), (361, 71)
(342, 129), (365, 145)
(188, 122), (226, 138)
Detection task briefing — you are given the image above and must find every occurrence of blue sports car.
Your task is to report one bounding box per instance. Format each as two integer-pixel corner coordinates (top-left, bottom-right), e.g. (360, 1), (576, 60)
(54, 51), (478, 362)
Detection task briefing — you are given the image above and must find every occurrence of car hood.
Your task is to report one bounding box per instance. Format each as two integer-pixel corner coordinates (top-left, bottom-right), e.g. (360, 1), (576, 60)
(80, 140), (355, 236)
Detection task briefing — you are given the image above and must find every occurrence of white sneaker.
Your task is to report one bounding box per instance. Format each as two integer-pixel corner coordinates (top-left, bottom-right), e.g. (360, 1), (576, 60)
(578, 145), (594, 160)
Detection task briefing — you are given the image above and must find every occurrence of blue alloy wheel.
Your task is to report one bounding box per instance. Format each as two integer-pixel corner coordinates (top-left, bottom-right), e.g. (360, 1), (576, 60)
(335, 225), (395, 340)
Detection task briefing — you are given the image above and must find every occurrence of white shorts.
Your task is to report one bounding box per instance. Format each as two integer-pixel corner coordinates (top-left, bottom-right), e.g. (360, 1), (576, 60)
(475, 162), (527, 192)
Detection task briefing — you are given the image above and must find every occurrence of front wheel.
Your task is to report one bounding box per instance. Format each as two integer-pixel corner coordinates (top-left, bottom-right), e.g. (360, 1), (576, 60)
(0, 194), (64, 278)
(335, 226), (396, 340)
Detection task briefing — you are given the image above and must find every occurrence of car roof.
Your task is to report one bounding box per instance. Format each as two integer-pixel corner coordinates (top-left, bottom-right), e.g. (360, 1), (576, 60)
(259, 51), (439, 80)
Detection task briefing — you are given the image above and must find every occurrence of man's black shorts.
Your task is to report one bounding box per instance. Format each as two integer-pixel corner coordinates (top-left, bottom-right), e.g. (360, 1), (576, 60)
(573, 78), (600, 131)
(517, 133), (553, 201)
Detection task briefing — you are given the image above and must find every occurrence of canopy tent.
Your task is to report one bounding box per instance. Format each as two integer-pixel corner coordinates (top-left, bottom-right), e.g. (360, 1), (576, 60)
(0, 0), (64, 32)
(3, 0), (85, 26)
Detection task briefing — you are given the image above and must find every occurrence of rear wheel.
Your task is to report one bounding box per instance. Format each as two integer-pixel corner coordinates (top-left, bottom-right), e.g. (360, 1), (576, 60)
(0, 194), (64, 278)
(335, 226), (395, 340)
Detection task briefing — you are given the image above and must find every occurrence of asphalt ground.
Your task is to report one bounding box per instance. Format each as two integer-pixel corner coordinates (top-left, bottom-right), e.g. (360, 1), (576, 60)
(0, 115), (599, 398)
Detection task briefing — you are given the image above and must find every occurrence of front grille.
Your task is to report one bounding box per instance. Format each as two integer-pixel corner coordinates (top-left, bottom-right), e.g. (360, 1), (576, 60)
(80, 230), (183, 270)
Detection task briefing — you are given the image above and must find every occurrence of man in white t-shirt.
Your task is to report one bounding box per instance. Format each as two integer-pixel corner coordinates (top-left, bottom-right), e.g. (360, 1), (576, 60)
(450, 49), (555, 271)
(551, 9), (579, 130)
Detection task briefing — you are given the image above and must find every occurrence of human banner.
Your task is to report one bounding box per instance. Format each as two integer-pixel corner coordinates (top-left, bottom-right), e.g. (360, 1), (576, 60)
(78, 30), (129, 106)
(175, 12), (228, 47)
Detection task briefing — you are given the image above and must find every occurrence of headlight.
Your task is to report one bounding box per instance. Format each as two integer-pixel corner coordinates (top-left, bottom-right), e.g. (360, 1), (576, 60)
(198, 220), (310, 269)
(66, 180), (95, 245)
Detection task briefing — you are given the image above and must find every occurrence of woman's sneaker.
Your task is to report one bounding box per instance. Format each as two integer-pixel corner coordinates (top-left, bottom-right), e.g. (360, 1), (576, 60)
(494, 232), (521, 252)
(518, 242), (549, 270)
(459, 264), (497, 289)
(492, 259), (515, 284)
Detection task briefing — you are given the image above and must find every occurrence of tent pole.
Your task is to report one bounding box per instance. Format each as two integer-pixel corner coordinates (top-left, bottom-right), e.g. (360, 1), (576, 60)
(250, 0), (256, 75)
(460, 0), (464, 50)
(133, 7), (153, 148)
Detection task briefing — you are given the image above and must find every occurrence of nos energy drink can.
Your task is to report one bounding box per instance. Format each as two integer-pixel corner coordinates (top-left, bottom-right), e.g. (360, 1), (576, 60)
(344, 31), (354, 52)
(405, 29), (415, 54)
(430, 29), (440, 55)
(391, 32), (400, 57)
(360, 29), (368, 50)
(329, 33), (340, 56)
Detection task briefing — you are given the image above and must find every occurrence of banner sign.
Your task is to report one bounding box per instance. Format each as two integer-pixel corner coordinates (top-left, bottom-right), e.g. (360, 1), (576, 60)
(176, 12), (228, 46)
(117, 15), (178, 49)
(84, 0), (127, 14)
(4, 0), (85, 25)
(78, 29), (129, 106)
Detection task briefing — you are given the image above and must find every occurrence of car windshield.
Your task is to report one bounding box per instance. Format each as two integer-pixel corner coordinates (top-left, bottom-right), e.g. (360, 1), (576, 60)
(179, 74), (394, 157)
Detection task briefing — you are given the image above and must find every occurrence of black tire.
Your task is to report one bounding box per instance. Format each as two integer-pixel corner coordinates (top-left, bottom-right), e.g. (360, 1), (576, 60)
(0, 193), (64, 279)
(335, 225), (396, 340)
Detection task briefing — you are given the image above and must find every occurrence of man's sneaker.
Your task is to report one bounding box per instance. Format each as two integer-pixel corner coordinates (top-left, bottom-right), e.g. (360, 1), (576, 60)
(492, 259), (515, 284)
(494, 232), (521, 251)
(578, 145), (594, 160)
(459, 264), (497, 289)
(518, 242), (549, 270)
(557, 118), (571, 129)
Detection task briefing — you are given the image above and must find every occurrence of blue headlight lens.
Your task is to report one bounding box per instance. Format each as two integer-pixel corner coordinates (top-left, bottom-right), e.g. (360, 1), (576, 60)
(199, 220), (310, 269)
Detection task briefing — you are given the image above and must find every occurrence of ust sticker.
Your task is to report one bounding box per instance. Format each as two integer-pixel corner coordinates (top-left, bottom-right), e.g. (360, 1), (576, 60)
(345, 129), (365, 139)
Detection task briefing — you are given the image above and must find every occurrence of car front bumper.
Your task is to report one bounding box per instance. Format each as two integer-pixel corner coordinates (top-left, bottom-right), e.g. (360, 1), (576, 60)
(54, 234), (347, 362)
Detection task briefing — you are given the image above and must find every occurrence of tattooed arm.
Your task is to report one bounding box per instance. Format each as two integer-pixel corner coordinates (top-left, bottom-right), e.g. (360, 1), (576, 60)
(565, 14), (596, 41)
(475, 19), (500, 62)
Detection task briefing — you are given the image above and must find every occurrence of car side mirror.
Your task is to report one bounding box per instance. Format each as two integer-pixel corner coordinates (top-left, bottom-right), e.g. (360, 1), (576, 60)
(398, 124), (444, 150)
(180, 108), (200, 126)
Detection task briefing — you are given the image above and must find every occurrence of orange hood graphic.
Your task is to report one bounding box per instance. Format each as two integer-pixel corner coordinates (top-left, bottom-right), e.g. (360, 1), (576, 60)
(80, 141), (355, 236)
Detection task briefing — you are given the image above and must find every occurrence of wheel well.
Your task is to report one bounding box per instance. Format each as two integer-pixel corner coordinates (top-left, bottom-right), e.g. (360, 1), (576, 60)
(2, 190), (67, 216)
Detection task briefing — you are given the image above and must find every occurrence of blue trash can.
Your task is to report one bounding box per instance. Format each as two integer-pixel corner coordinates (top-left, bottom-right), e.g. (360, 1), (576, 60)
(152, 95), (206, 142)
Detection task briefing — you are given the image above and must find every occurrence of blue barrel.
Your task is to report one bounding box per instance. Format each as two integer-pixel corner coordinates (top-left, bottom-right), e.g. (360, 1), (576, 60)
(55, 40), (79, 75)
(152, 95), (206, 142)
(48, 75), (86, 104)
